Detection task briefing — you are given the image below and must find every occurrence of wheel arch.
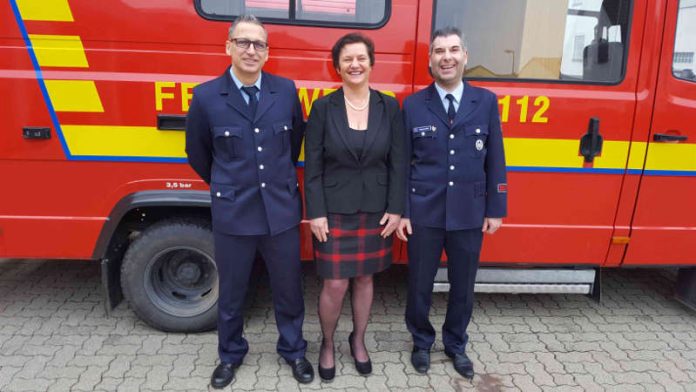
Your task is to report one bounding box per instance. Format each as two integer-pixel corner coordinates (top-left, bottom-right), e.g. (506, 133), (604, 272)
(96, 190), (211, 313)
(93, 190), (211, 260)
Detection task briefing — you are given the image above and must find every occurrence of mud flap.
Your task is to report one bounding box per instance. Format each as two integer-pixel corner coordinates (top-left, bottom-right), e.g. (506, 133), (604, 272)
(100, 229), (129, 316)
(675, 268), (696, 311)
(101, 257), (123, 316)
(590, 267), (601, 302)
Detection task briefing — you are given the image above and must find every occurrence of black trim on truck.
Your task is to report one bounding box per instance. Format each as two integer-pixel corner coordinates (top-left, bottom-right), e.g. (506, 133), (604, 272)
(93, 190), (212, 260)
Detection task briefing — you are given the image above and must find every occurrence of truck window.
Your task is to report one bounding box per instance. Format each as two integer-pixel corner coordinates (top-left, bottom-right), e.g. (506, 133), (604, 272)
(673, 0), (696, 82)
(196, 0), (388, 27)
(433, 0), (631, 83)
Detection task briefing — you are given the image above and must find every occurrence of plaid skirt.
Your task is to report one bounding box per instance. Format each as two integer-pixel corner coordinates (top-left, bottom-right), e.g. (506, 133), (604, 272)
(314, 211), (392, 279)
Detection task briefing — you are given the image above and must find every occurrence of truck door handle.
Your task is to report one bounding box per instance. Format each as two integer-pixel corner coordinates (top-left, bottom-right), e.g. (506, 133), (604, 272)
(157, 114), (186, 131)
(579, 117), (603, 163)
(23, 127), (51, 139)
(653, 133), (687, 142)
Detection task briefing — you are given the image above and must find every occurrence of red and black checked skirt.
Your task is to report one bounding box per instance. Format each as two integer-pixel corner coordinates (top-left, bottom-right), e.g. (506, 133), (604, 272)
(314, 212), (392, 279)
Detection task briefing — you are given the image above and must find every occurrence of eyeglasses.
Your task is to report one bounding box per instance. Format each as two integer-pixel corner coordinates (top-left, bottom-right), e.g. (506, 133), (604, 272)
(230, 38), (268, 51)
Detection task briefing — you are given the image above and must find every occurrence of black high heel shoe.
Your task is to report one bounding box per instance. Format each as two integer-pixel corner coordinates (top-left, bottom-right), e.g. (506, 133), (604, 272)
(318, 339), (335, 382)
(349, 332), (372, 376)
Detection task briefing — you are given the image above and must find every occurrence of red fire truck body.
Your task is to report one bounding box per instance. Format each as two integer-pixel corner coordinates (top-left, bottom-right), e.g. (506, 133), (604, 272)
(1, 0), (694, 330)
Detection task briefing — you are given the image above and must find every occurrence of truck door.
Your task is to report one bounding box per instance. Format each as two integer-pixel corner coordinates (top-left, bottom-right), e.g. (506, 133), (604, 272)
(624, 0), (696, 265)
(426, 0), (639, 265)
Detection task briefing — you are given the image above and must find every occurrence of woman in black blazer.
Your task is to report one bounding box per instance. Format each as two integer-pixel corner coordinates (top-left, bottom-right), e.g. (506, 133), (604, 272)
(304, 33), (406, 381)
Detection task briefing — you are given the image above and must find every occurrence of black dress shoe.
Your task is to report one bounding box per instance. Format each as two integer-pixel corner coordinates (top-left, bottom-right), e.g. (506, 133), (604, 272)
(210, 362), (240, 389)
(410, 347), (430, 374)
(318, 339), (335, 382)
(445, 350), (474, 379)
(286, 357), (314, 384)
(349, 332), (372, 375)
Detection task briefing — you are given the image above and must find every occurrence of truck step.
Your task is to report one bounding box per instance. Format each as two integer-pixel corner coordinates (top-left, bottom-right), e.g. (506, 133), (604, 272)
(433, 267), (596, 295)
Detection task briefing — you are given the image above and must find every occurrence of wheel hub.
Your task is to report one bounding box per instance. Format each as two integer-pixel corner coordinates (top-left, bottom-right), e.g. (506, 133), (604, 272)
(176, 261), (202, 286)
(143, 246), (218, 317)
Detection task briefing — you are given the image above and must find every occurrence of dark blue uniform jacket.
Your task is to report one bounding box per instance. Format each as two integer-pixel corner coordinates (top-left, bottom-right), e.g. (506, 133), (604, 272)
(185, 68), (305, 236)
(403, 81), (507, 230)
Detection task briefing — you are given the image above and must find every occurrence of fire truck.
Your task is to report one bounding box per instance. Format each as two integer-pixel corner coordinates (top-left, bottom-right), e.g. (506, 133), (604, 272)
(2, 0), (695, 332)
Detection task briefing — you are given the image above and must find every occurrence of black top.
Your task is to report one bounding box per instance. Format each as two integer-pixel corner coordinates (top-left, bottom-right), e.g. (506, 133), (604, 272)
(304, 88), (406, 218)
(346, 127), (367, 158)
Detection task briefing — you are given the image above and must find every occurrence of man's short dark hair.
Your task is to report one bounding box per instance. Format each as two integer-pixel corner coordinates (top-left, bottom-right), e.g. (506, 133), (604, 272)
(331, 33), (375, 70)
(228, 14), (267, 40)
(430, 26), (467, 52)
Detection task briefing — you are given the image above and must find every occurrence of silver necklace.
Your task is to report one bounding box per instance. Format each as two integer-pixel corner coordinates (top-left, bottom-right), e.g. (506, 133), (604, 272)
(344, 95), (369, 111)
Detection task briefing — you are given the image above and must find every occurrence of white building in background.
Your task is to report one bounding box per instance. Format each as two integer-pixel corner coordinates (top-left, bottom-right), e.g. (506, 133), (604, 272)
(560, 0), (622, 79)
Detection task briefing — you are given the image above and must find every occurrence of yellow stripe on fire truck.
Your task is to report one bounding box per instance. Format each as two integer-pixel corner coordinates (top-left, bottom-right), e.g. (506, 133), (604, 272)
(16, 0), (74, 22)
(29, 34), (89, 68)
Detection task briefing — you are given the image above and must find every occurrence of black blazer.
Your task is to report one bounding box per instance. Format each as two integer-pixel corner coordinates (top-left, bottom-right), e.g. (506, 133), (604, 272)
(304, 88), (406, 219)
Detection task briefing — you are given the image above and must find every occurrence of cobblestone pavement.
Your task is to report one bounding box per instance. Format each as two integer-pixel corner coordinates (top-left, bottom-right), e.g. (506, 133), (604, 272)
(1, 259), (696, 392)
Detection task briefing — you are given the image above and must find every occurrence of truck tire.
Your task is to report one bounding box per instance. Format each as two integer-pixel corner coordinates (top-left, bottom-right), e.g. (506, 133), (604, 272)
(121, 219), (218, 332)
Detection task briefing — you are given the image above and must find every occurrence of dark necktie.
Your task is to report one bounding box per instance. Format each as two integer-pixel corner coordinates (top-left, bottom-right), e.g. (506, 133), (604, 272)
(445, 94), (456, 125)
(241, 85), (259, 118)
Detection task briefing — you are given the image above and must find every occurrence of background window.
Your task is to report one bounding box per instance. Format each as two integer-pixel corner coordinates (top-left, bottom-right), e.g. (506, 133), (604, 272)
(197, 0), (387, 26)
(433, 0), (631, 83)
(573, 35), (586, 61)
(674, 52), (694, 64)
(673, 0), (696, 82)
(201, 0), (289, 19)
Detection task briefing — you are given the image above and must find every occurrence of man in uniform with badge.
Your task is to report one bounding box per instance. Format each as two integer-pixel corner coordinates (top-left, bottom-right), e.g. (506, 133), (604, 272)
(186, 14), (313, 389)
(396, 26), (507, 379)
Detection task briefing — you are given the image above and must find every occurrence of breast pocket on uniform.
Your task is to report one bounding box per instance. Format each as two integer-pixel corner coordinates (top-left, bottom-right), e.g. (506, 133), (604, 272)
(213, 126), (243, 161)
(273, 121), (292, 155)
(463, 125), (488, 158)
(412, 125), (437, 141)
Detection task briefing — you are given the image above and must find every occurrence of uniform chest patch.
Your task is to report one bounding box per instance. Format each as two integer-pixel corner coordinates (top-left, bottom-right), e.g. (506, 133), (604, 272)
(475, 139), (484, 151)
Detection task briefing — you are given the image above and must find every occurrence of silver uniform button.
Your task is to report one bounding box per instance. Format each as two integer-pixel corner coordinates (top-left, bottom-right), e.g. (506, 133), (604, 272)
(216, 192), (221, 197)
(259, 164), (264, 170)
(257, 146), (263, 152)
(432, 126), (437, 131)
(412, 188), (416, 192)
(449, 134), (454, 139)
(254, 128), (260, 133)
(448, 181), (454, 186)
(261, 182), (266, 188)
(284, 125), (288, 131)
(421, 132), (426, 136)
(450, 165), (455, 170)
(450, 149), (455, 155)
(476, 128), (481, 134)
(224, 131), (230, 137)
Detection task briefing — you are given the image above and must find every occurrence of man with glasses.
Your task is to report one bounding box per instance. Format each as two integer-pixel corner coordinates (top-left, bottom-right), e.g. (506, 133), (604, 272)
(186, 14), (312, 389)
(397, 26), (507, 379)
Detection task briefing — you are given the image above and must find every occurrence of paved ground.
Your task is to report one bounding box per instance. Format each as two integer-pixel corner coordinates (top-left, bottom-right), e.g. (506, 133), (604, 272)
(1, 259), (696, 392)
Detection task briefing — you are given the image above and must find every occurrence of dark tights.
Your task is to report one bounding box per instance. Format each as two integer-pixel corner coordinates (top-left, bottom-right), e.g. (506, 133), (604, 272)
(318, 275), (373, 367)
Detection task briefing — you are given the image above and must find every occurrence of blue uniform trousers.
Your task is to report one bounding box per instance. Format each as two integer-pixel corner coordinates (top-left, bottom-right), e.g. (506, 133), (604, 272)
(214, 226), (307, 364)
(405, 224), (483, 354)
